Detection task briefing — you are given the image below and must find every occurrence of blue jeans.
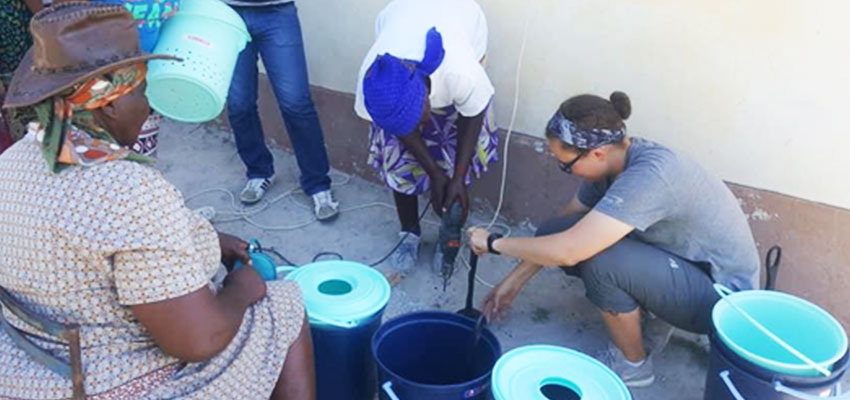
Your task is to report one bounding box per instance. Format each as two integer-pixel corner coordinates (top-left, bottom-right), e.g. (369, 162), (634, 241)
(227, 2), (331, 195)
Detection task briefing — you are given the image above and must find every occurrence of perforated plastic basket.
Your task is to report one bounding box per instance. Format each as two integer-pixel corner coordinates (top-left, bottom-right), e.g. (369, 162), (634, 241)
(145, 0), (249, 122)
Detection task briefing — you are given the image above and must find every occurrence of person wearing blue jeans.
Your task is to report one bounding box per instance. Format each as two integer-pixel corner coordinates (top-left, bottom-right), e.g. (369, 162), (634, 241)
(225, 0), (339, 220)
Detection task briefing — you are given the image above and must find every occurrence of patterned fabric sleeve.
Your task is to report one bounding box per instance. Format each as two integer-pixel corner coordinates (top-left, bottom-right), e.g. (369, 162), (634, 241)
(80, 162), (220, 306)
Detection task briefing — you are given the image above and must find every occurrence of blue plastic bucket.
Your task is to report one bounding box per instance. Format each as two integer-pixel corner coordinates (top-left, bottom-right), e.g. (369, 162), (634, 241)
(712, 286), (848, 377)
(372, 311), (502, 400)
(491, 345), (632, 400)
(146, 0), (249, 122)
(705, 333), (850, 400)
(284, 261), (391, 400)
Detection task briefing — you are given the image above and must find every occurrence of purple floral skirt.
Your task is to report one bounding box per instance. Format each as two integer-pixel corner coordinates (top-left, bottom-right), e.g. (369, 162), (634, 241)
(367, 104), (499, 195)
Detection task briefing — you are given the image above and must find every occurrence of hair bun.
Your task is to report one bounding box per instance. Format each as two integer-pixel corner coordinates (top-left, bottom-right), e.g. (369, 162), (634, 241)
(610, 91), (631, 120)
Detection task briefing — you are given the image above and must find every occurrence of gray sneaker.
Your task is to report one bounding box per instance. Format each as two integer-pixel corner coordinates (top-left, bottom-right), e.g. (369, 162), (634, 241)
(596, 342), (656, 388)
(311, 190), (340, 221)
(240, 175), (274, 204)
(388, 232), (421, 274)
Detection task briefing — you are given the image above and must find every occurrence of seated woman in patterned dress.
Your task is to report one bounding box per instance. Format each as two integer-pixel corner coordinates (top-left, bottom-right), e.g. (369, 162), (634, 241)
(0, 3), (314, 399)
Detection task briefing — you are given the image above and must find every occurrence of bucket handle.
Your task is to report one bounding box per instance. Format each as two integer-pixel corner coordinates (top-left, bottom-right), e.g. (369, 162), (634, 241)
(305, 312), (357, 329)
(382, 381), (401, 400)
(719, 370), (747, 400)
(275, 266), (296, 277)
(721, 370), (850, 400)
(774, 381), (850, 400)
(713, 284), (832, 377)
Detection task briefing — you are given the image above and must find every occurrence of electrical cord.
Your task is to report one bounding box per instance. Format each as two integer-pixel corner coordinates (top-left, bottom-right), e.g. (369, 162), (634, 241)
(188, 5), (536, 285)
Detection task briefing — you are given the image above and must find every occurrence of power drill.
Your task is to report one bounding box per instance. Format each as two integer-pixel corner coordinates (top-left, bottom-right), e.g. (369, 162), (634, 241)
(438, 202), (465, 290)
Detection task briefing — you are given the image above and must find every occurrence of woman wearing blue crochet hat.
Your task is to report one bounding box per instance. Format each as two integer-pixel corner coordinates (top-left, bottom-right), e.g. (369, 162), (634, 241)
(355, 0), (498, 275)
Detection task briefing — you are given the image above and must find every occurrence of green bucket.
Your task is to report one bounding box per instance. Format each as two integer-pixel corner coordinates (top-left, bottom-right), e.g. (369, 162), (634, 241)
(713, 285), (848, 377)
(491, 345), (632, 400)
(146, 0), (249, 123)
(283, 261), (391, 329)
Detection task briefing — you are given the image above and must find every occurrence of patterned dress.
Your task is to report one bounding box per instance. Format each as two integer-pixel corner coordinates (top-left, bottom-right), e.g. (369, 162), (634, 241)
(0, 134), (305, 399)
(367, 104), (499, 195)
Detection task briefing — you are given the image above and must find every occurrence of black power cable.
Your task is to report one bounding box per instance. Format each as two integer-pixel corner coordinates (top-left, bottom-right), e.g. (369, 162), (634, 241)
(258, 200), (433, 268)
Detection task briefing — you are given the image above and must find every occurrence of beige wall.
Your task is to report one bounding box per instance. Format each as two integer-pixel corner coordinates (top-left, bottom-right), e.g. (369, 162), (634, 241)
(295, 0), (850, 210)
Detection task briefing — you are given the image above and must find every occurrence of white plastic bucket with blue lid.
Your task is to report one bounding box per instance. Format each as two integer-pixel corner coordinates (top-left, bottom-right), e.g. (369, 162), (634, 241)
(491, 345), (632, 400)
(282, 261), (391, 329)
(146, 0), (250, 122)
(712, 284), (848, 377)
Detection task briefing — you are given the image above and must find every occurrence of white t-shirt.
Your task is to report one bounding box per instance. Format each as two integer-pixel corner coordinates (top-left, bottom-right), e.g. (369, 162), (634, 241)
(354, 0), (495, 121)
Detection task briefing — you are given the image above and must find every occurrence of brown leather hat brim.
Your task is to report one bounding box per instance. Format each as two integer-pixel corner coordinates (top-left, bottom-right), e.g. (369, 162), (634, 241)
(2, 49), (180, 109)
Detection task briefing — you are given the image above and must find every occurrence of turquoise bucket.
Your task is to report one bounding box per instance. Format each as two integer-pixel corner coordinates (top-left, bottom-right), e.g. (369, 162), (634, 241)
(146, 0), (249, 122)
(491, 345), (632, 400)
(283, 261), (391, 400)
(713, 285), (848, 377)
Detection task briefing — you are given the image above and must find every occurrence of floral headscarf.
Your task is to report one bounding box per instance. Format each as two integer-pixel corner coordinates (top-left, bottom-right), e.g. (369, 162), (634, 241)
(31, 63), (153, 173)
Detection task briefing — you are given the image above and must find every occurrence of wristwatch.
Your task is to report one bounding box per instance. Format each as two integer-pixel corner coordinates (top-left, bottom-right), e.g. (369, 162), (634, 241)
(487, 233), (504, 255)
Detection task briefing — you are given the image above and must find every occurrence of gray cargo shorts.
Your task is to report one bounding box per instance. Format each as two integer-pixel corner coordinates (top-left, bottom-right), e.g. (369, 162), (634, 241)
(537, 215), (720, 334)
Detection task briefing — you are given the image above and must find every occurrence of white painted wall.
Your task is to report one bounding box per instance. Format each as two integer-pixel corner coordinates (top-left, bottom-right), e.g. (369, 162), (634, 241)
(294, 0), (850, 210)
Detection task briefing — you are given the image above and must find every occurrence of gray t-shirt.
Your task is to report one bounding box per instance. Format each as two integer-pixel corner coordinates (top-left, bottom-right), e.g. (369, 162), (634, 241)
(578, 137), (760, 290)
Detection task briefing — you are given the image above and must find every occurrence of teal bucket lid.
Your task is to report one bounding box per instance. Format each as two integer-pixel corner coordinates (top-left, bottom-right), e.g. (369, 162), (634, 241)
(491, 345), (632, 400)
(284, 261), (390, 329)
(712, 286), (848, 377)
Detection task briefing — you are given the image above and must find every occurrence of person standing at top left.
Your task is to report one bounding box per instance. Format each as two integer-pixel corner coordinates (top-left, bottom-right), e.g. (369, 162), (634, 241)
(1, 0), (42, 154)
(221, 0), (339, 221)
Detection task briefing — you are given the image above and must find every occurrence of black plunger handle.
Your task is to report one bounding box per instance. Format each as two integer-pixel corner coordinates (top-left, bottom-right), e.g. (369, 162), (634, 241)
(465, 250), (479, 312)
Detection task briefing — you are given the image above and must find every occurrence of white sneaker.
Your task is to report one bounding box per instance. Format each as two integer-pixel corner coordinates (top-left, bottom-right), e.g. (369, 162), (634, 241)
(311, 190), (339, 221)
(388, 232), (421, 274)
(240, 175), (274, 204)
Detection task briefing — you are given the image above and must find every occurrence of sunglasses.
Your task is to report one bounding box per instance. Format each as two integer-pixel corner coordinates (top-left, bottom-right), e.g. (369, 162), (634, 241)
(557, 150), (587, 174)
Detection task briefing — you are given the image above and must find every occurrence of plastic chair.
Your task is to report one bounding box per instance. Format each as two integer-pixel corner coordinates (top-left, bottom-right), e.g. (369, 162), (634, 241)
(0, 286), (85, 399)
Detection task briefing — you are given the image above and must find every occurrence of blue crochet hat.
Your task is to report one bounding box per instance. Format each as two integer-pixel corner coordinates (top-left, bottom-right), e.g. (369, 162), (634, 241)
(364, 27), (445, 136)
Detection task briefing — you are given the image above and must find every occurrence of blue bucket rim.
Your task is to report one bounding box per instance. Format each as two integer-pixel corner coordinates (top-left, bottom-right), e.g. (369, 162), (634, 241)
(371, 311), (502, 390)
(710, 332), (850, 385)
(712, 289), (848, 375)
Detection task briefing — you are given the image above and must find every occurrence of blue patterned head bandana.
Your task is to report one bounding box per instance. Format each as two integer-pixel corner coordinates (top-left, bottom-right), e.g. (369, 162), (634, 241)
(546, 110), (626, 149)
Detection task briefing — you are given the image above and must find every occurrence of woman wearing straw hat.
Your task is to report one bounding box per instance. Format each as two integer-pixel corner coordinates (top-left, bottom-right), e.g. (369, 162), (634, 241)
(468, 92), (760, 388)
(354, 0), (498, 275)
(0, 4), (314, 399)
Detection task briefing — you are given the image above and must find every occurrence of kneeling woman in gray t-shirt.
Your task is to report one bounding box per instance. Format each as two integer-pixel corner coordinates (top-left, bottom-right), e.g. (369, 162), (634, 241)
(468, 91), (759, 388)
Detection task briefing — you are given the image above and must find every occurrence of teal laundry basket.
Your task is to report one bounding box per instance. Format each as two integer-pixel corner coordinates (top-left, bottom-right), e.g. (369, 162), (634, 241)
(146, 0), (250, 122)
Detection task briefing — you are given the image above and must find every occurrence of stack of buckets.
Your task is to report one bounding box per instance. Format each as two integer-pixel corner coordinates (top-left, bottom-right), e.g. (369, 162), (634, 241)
(284, 261), (392, 400)
(371, 316), (631, 400)
(705, 285), (850, 399)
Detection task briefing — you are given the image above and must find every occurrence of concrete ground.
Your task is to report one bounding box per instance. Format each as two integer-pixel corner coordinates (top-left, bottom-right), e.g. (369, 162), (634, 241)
(156, 120), (731, 400)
